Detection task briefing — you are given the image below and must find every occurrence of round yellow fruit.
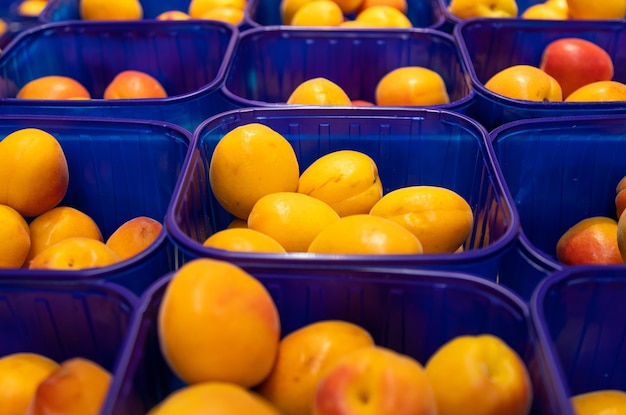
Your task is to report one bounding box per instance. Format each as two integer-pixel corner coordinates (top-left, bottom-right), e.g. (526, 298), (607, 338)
(369, 185), (474, 254)
(571, 389), (626, 415)
(28, 237), (121, 270)
(375, 66), (450, 106)
(208, 123), (300, 220)
(202, 228), (287, 253)
(0, 204), (31, 268)
(297, 150), (383, 217)
(287, 77), (352, 106)
(79, 0), (143, 20)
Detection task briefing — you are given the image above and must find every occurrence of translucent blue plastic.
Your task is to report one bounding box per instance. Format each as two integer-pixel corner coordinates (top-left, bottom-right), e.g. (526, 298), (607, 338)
(491, 115), (626, 300)
(222, 27), (475, 115)
(103, 266), (568, 414)
(0, 115), (191, 295)
(455, 19), (626, 131)
(0, 20), (237, 133)
(0, 279), (136, 375)
(245, 0), (446, 29)
(165, 107), (518, 280)
(531, 265), (626, 413)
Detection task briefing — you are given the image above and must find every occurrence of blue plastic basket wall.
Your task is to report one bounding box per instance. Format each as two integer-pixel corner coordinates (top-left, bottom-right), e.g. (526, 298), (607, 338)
(454, 18), (626, 131)
(491, 114), (626, 300)
(222, 26), (475, 115)
(0, 20), (237, 133)
(0, 115), (191, 295)
(165, 107), (518, 280)
(102, 266), (569, 414)
(531, 266), (626, 414)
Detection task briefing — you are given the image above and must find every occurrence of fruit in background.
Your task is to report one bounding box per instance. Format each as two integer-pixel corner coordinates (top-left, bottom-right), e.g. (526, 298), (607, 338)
(17, 0), (48, 16)
(158, 258), (280, 387)
(188, 0), (245, 18)
(287, 77), (352, 105)
(539, 38), (614, 99)
(156, 10), (191, 19)
(103, 70), (167, 99)
(571, 389), (626, 415)
(247, 192), (340, 252)
(28, 237), (121, 270)
(369, 185), (474, 254)
(312, 346), (438, 415)
(79, 0), (142, 20)
(375, 66), (450, 106)
(357, 0), (407, 14)
(147, 382), (282, 415)
(484, 64), (562, 102)
(25, 206), (103, 267)
(17, 76), (91, 100)
(617, 210), (626, 263)
(354, 5), (412, 27)
(425, 334), (533, 415)
(565, 81), (626, 102)
(0, 204), (31, 268)
(209, 123), (300, 220)
(333, 0), (365, 14)
(203, 228), (287, 253)
(0, 353), (58, 415)
(201, 6), (244, 24)
(567, 0), (626, 19)
(297, 150), (383, 217)
(447, 0), (518, 18)
(521, 2), (567, 19)
(307, 214), (424, 254)
(257, 320), (375, 415)
(227, 218), (248, 229)
(26, 357), (112, 415)
(280, 0), (314, 24)
(0, 128), (69, 218)
(290, 0), (344, 26)
(556, 216), (622, 265)
(616, 176), (626, 218)
(105, 216), (163, 260)
(351, 99), (375, 106)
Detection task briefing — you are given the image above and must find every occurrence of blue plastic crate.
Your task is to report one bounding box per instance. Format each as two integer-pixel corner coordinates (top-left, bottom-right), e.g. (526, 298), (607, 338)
(0, 115), (191, 295)
(165, 107), (517, 280)
(102, 266), (567, 414)
(491, 114), (626, 300)
(0, 279), (136, 377)
(0, 20), (237, 133)
(245, 0), (446, 30)
(531, 265), (626, 414)
(222, 26), (475, 115)
(454, 18), (626, 131)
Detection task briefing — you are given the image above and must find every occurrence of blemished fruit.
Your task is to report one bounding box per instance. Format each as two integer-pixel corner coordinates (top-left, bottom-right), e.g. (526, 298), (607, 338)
(26, 206), (103, 267)
(247, 192), (340, 253)
(448, 0), (518, 18)
(0, 128), (69, 218)
(0, 204), (31, 268)
(0, 353), (59, 415)
(79, 0), (143, 20)
(103, 70), (167, 99)
(425, 334), (533, 415)
(147, 382), (282, 415)
(312, 346), (438, 415)
(29, 237), (121, 270)
(209, 123), (300, 220)
(539, 38), (614, 99)
(202, 228), (287, 253)
(158, 259), (280, 388)
(287, 77), (352, 105)
(484, 64), (563, 102)
(369, 185), (474, 254)
(290, 0), (344, 26)
(17, 76), (91, 100)
(307, 214), (424, 255)
(26, 357), (112, 415)
(565, 81), (626, 102)
(297, 150), (383, 217)
(557, 216), (623, 265)
(375, 66), (450, 106)
(571, 389), (626, 415)
(257, 320), (375, 415)
(105, 216), (163, 260)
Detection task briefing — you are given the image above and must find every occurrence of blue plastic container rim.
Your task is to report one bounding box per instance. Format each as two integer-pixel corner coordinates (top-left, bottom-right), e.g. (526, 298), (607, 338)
(0, 113), (192, 281)
(453, 17), (626, 111)
(165, 106), (520, 268)
(0, 19), (239, 104)
(222, 25), (476, 110)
